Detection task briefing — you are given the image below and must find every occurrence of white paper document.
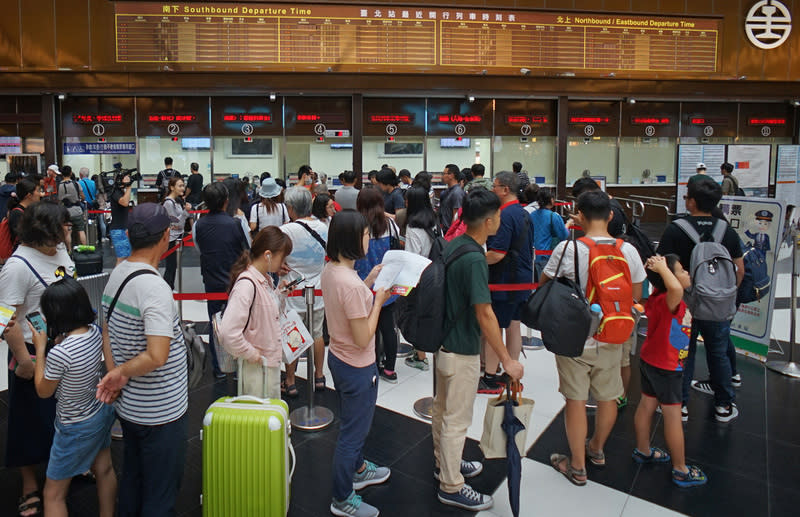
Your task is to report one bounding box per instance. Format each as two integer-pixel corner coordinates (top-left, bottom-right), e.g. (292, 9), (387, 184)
(373, 250), (432, 296)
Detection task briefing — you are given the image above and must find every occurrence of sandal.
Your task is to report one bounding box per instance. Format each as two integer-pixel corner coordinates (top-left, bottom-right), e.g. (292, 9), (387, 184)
(672, 465), (708, 488)
(314, 376), (326, 392)
(284, 383), (299, 398)
(18, 490), (42, 517)
(550, 453), (587, 486)
(585, 439), (606, 467)
(632, 447), (671, 464)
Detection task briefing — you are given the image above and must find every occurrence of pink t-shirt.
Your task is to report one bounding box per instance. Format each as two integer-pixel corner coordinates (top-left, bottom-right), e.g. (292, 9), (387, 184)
(321, 263), (374, 368)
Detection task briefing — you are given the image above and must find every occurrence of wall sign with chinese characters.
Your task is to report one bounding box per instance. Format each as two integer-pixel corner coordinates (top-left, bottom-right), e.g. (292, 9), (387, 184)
(114, 3), (721, 75)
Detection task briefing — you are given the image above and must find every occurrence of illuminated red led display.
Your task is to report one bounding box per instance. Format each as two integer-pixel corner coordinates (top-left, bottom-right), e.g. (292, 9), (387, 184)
(569, 116), (610, 124)
(748, 118), (786, 126)
(690, 117), (728, 125)
(148, 114), (197, 122)
(438, 114), (482, 123)
(72, 114), (123, 124)
(297, 114), (322, 122)
(369, 114), (414, 123)
(223, 114), (272, 122)
(506, 115), (549, 124)
(631, 117), (671, 125)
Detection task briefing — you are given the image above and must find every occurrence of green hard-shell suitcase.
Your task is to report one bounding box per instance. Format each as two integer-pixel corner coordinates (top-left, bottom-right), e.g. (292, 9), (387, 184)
(202, 359), (294, 517)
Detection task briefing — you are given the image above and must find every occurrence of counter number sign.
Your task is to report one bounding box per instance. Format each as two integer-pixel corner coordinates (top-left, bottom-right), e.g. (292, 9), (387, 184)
(455, 124), (467, 136)
(241, 123), (254, 136)
(645, 125), (656, 137)
(761, 126), (772, 137)
(386, 124), (398, 136)
(704, 125), (714, 137)
(314, 123), (326, 136)
(584, 125), (595, 136)
(92, 124), (105, 136)
(746, 0), (792, 50)
(167, 123), (180, 135)
(520, 124), (532, 136)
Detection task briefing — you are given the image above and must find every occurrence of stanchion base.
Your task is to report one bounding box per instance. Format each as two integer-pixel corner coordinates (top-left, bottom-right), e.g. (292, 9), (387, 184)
(396, 342), (414, 358)
(522, 336), (545, 351)
(290, 406), (334, 432)
(766, 361), (800, 379)
(413, 397), (434, 421)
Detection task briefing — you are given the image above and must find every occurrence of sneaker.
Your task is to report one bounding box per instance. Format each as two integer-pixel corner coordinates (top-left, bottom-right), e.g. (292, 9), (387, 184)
(330, 492), (378, 517)
(111, 419), (123, 440)
(477, 375), (504, 394)
(352, 460), (391, 490)
(434, 460), (484, 481)
(379, 369), (398, 384)
(682, 404), (689, 422)
(691, 379), (714, 396)
(404, 355), (429, 371)
(438, 484), (493, 511)
(715, 403), (739, 423)
(732, 373), (742, 388)
(522, 336), (546, 351)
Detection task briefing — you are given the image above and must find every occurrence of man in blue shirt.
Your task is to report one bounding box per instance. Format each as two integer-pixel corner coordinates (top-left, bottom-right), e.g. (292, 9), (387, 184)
(479, 171), (533, 393)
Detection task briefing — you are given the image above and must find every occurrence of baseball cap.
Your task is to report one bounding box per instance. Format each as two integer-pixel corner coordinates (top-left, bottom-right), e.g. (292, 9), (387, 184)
(127, 203), (170, 239)
(696, 162), (706, 170)
(47, 164), (60, 174)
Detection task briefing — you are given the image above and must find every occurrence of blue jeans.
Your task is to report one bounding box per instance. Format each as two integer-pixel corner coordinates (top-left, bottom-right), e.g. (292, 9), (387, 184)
(118, 413), (187, 517)
(328, 352), (378, 501)
(682, 319), (735, 407)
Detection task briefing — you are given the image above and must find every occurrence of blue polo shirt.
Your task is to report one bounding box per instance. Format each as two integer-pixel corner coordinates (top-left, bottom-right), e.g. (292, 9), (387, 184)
(530, 208), (569, 264)
(487, 200), (533, 303)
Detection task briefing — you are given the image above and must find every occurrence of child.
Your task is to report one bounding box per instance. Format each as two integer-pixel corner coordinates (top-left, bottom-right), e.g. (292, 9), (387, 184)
(322, 210), (391, 517)
(30, 277), (117, 517)
(633, 254), (707, 488)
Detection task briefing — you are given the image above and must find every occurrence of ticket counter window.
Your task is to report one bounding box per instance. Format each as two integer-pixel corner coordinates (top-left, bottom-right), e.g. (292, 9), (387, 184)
(566, 137), (617, 185)
(425, 137), (491, 181)
(62, 137), (138, 179)
(362, 137), (424, 176)
(137, 136), (211, 185)
(492, 136), (556, 185)
(285, 136), (352, 186)
(618, 137), (677, 185)
(213, 137), (282, 181)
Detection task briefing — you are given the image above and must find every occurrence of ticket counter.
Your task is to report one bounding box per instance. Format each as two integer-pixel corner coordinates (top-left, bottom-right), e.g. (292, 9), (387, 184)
(566, 101), (620, 185)
(426, 99), (493, 183)
(285, 97), (352, 184)
(618, 102), (680, 185)
(362, 98), (425, 175)
(493, 99), (557, 185)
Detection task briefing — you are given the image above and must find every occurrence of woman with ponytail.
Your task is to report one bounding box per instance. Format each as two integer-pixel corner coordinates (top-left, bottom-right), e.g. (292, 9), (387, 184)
(7, 178), (42, 247)
(217, 226), (293, 368)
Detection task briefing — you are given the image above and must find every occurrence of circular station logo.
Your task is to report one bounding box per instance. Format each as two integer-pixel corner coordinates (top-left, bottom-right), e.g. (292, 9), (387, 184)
(92, 124), (105, 136)
(584, 125), (595, 136)
(167, 123), (180, 136)
(386, 124), (398, 136)
(520, 124), (532, 136)
(746, 0), (792, 50)
(645, 125), (656, 137)
(454, 124), (467, 136)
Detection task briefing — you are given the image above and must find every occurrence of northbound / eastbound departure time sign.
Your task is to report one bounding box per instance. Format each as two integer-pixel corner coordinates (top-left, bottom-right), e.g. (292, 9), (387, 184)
(115, 2), (720, 74)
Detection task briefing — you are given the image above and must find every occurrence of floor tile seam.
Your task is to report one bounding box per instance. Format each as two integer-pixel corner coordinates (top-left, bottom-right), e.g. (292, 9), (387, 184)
(764, 364), (772, 517)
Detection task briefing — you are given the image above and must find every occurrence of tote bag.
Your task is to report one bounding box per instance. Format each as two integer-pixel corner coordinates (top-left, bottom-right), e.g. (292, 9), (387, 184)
(479, 383), (535, 459)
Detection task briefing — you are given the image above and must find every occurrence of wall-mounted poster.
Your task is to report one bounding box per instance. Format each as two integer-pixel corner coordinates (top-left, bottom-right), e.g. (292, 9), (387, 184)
(776, 145), (800, 207)
(719, 196), (785, 359)
(676, 144), (725, 213)
(727, 144), (771, 196)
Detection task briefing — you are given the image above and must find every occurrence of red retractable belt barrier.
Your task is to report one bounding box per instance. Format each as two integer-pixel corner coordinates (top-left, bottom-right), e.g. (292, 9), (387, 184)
(160, 234), (195, 260)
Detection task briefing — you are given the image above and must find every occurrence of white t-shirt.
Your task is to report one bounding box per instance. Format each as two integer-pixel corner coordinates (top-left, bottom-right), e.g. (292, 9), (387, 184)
(0, 244), (75, 342)
(543, 236), (646, 291)
(406, 226), (435, 257)
(249, 202), (289, 231)
(103, 261), (187, 425)
(44, 325), (105, 425)
(235, 214), (252, 247)
(279, 218), (329, 313)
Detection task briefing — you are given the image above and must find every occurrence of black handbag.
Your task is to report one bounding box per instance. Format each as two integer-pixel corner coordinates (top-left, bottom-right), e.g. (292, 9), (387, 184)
(521, 237), (592, 357)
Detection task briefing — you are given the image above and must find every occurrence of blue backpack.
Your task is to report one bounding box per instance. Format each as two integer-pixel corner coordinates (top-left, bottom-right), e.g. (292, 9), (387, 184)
(737, 242), (770, 305)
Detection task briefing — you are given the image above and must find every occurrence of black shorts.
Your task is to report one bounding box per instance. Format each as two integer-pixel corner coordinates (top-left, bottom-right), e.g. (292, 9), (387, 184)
(639, 361), (683, 405)
(491, 301), (523, 329)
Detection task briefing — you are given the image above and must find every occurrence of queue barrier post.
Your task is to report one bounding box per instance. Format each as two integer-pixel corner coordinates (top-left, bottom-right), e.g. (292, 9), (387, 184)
(290, 285), (335, 431)
(766, 228), (800, 378)
(176, 239), (184, 322)
(413, 355), (435, 421)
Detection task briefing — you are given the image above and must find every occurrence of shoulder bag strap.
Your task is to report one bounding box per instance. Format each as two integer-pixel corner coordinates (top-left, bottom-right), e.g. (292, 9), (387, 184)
(80, 179), (95, 202)
(441, 242), (485, 340)
(294, 220), (326, 250)
(9, 254), (49, 288)
(673, 218), (702, 245)
(231, 277), (258, 329)
(106, 269), (159, 322)
(711, 219), (727, 244)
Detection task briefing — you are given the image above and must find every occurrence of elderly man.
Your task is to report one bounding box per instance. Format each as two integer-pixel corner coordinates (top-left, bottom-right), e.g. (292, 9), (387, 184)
(280, 187), (329, 396)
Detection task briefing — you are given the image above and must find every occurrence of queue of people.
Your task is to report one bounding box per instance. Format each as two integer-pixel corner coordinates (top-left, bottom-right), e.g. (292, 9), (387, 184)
(0, 159), (751, 517)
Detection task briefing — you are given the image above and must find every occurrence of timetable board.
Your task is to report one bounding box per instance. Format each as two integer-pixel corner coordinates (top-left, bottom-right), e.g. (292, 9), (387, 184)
(115, 3), (720, 74)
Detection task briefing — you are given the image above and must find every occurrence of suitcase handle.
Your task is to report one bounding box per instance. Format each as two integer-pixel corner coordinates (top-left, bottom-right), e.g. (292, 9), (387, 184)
(289, 440), (296, 480)
(237, 356), (269, 398)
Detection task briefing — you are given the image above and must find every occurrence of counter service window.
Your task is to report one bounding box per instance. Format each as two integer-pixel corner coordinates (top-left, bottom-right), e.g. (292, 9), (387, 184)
(427, 99), (493, 184)
(566, 102), (620, 185)
(618, 103), (680, 184)
(363, 98), (426, 178)
(494, 100), (556, 185)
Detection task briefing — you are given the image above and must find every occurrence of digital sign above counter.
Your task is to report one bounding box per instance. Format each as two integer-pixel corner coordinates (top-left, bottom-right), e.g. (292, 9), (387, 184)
(368, 114), (415, 123)
(147, 114), (197, 123)
(506, 115), (549, 124)
(747, 118), (787, 126)
(631, 117), (671, 125)
(222, 114), (272, 122)
(438, 115), (482, 123)
(72, 114), (123, 124)
(115, 3), (720, 75)
(569, 116), (610, 124)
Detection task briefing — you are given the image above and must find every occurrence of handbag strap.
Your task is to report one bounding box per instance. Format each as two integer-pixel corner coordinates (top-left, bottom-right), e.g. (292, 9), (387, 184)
(106, 269), (158, 322)
(294, 220), (326, 250)
(9, 254), (49, 288)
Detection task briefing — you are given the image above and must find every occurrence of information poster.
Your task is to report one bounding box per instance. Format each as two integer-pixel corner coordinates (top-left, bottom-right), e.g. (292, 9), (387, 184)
(776, 145), (800, 206)
(727, 144), (771, 195)
(677, 145), (725, 213)
(718, 197), (785, 359)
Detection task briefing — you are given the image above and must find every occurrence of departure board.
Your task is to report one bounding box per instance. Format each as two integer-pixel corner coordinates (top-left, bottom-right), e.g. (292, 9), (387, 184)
(115, 3), (720, 74)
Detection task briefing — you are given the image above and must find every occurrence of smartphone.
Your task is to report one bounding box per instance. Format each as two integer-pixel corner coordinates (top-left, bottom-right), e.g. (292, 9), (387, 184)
(0, 303), (14, 333)
(25, 312), (47, 334)
(282, 276), (306, 292)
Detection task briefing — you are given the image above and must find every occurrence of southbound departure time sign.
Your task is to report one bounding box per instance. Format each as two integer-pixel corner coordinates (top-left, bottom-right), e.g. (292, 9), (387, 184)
(114, 3), (720, 74)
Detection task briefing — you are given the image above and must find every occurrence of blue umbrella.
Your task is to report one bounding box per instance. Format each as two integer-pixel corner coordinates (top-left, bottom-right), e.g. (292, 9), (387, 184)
(501, 386), (526, 517)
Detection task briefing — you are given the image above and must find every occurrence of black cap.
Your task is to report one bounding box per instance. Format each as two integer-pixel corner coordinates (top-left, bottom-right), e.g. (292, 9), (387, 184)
(127, 203), (170, 239)
(755, 210), (774, 221)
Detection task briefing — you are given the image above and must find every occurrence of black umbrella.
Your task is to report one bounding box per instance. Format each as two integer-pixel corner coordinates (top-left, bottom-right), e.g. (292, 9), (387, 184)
(501, 384), (526, 517)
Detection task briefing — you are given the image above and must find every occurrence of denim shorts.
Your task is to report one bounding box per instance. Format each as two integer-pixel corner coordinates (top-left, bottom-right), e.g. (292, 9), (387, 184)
(110, 228), (131, 258)
(47, 404), (115, 480)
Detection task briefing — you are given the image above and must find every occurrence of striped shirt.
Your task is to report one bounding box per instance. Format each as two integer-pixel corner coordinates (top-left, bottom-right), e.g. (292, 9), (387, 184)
(102, 261), (187, 426)
(44, 325), (105, 425)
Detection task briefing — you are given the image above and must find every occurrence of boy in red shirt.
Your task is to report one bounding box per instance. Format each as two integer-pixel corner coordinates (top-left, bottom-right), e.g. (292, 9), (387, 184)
(633, 254), (707, 488)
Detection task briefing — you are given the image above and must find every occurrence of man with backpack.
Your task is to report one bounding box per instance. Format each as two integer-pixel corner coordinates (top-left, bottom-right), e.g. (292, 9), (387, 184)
(433, 188), (524, 511)
(657, 176), (744, 423)
(720, 162), (743, 196)
(155, 157), (180, 199)
(541, 190), (645, 487)
(58, 166), (87, 245)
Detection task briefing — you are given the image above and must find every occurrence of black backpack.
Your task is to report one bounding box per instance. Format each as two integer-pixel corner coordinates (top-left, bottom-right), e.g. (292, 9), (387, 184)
(613, 201), (656, 263)
(396, 229), (482, 353)
(737, 242), (770, 305)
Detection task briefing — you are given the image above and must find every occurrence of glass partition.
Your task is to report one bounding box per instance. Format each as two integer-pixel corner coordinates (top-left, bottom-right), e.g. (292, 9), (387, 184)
(62, 136), (138, 178)
(362, 137), (424, 174)
(213, 137), (282, 181)
(492, 136), (556, 185)
(618, 137), (677, 185)
(566, 137), (617, 185)
(425, 136), (491, 178)
(137, 136), (211, 185)
(285, 136), (352, 184)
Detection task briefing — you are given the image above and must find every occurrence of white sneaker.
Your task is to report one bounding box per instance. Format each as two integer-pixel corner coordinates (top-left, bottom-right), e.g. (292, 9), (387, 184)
(715, 403), (739, 423)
